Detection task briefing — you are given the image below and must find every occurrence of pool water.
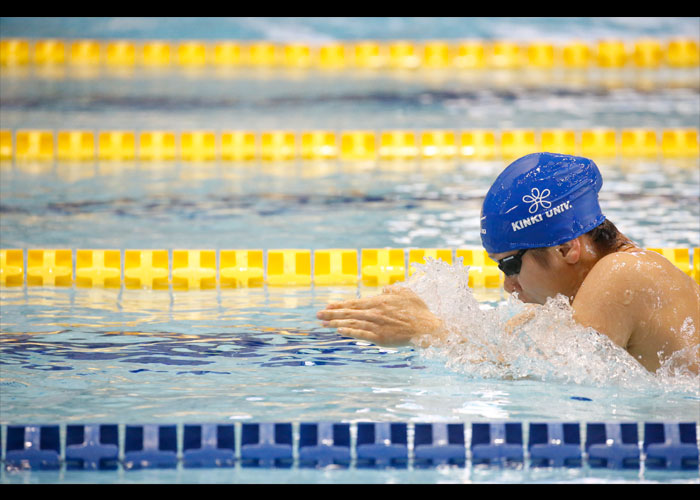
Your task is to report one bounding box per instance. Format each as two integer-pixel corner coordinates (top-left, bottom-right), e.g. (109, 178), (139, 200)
(2, 279), (695, 423)
(1, 17), (699, 483)
(1, 156), (697, 250)
(1, 283), (699, 484)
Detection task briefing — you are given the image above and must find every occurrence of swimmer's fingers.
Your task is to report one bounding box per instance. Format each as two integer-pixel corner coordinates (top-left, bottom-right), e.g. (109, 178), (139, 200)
(319, 313), (400, 345)
(336, 327), (381, 344)
(317, 309), (378, 323)
(322, 318), (377, 333)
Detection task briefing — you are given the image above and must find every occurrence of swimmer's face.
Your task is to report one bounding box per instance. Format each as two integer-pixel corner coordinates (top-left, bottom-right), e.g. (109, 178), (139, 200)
(490, 248), (572, 305)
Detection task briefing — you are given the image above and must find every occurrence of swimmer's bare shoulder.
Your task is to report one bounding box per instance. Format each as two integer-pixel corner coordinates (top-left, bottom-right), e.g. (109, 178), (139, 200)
(573, 247), (700, 371)
(572, 249), (643, 348)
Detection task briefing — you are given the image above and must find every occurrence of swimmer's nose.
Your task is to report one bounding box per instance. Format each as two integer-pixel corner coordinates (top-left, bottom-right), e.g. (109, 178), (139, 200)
(503, 274), (521, 295)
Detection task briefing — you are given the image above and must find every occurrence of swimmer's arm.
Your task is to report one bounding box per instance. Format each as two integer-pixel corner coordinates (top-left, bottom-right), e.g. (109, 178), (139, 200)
(316, 286), (447, 347)
(571, 254), (637, 350)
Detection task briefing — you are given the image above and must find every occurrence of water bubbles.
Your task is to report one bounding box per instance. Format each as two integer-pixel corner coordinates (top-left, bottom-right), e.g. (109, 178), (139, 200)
(398, 258), (698, 394)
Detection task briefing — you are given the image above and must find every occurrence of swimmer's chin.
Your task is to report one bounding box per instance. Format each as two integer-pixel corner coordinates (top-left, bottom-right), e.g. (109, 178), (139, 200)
(509, 291), (535, 305)
(509, 291), (558, 306)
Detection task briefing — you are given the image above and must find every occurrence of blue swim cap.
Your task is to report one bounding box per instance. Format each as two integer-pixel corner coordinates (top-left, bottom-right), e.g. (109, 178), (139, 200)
(480, 152), (605, 254)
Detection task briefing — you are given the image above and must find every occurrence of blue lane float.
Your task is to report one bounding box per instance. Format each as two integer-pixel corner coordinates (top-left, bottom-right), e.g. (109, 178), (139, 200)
(123, 424), (178, 470)
(5, 425), (61, 470)
(413, 422), (466, 467)
(65, 424), (119, 470)
(240, 422), (294, 467)
(586, 422), (641, 469)
(183, 424), (236, 468)
(471, 422), (524, 466)
(643, 422), (699, 470)
(298, 422), (352, 467)
(528, 422), (582, 468)
(356, 422), (409, 468)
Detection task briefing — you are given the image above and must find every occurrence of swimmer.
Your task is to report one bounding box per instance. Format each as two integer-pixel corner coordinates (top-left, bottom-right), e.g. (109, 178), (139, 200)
(317, 152), (700, 374)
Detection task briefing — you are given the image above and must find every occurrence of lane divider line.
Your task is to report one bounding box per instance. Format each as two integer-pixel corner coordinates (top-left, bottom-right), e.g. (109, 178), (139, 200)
(2, 128), (698, 162)
(2, 38), (698, 69)
(2, 421), (697, 470)
(2, 247), (698, 289)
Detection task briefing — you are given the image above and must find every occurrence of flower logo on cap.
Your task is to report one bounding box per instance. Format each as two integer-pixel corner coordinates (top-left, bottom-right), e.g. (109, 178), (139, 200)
(522, 187), (551, 214)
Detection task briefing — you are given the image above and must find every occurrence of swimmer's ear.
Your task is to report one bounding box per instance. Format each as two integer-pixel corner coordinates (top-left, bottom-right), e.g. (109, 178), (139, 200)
(556, 238), (582, 264)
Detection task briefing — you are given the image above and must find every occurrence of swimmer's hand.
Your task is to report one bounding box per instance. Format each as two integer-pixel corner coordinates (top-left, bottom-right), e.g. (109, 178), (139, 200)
(316, 286), (445, 347)
(503, 304), (539, 335)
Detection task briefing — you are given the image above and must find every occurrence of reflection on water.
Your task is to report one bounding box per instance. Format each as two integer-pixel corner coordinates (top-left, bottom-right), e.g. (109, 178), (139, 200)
(2, 67), (699, 132)
(0, 286), (418, 377)
(0, 285), (428, 423)
(1, 158), (698, 250)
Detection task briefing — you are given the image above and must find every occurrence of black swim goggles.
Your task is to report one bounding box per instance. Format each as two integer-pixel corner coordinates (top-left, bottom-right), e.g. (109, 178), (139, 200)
(496, 249), (529, 276)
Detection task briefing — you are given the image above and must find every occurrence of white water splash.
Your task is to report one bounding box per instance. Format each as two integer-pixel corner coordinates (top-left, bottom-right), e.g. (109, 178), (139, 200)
(398, 258), (699, 394)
